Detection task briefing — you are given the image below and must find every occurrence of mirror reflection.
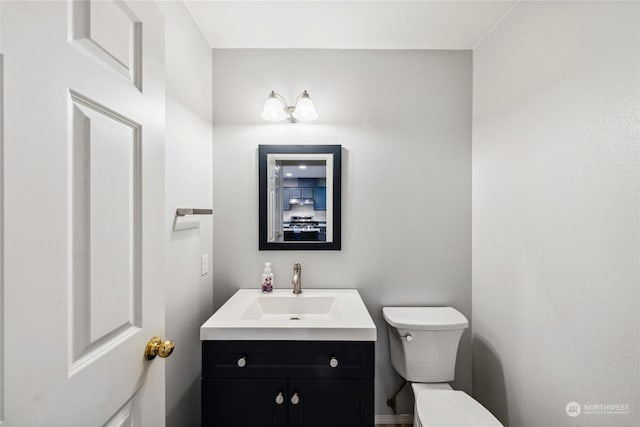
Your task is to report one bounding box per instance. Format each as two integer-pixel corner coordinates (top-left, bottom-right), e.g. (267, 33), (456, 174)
(271, 159), (329, 242)
(259, 145), (341, 251)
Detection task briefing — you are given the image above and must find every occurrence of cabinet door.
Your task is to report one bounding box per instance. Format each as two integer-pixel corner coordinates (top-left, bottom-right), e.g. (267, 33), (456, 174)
(283, 188), (291, 211)
(301, 187), (314, 199)
(288, 188), (302, 199)
(288, 379), (374, 427)
(298, 178), (317, 187)
(202, 379), (288, 427)
(314, 187), (326, 210)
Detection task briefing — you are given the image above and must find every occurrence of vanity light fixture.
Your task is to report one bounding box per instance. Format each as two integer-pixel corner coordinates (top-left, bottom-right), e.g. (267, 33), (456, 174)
(260, 90), (318, 122)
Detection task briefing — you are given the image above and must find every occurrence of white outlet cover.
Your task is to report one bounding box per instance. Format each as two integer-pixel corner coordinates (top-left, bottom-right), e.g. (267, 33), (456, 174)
(201, 254), (209, 276)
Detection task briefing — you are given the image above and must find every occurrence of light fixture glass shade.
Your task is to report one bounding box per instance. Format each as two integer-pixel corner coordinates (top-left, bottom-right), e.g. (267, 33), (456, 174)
(292, 91), (318, 122)
(261, 92), (287, 121)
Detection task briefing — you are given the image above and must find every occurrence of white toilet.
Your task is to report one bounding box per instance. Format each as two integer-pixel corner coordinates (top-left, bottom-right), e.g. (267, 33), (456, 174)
(383, 307), (503, 427)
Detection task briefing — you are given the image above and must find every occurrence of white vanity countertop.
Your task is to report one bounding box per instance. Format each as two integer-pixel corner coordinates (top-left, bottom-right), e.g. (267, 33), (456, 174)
(200, 289), (377, 341)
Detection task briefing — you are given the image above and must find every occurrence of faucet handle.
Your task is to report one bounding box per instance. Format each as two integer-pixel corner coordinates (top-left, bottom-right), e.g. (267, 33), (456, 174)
(292, 263), (302, 294)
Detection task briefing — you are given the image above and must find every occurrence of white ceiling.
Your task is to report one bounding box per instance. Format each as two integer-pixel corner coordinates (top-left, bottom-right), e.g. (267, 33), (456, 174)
(184, 1), (518, 50)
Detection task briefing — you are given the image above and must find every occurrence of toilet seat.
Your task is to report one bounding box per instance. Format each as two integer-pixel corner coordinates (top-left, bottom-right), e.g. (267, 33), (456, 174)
(412, 384), (503, 427)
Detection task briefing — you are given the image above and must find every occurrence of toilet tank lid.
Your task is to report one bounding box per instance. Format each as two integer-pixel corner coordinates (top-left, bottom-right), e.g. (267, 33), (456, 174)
(382, 307), (468, 331)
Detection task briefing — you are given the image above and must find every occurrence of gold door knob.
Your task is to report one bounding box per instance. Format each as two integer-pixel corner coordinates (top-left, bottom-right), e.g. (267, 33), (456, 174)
(144, 336), (175, 360)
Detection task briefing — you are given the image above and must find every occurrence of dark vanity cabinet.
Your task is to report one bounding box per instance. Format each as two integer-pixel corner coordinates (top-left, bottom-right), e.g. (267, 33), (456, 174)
(202, 341), (374, 427)
(203, 378), (287, 426)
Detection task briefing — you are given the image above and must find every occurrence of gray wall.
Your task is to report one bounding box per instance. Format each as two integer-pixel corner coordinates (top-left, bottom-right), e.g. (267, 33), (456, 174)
(472, 2), (640, 426)
(211, 49), (472, 415)
(160, 3), (213, 426)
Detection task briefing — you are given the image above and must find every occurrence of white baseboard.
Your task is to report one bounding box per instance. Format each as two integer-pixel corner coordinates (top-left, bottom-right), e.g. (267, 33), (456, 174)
(375, 414), (414, 424)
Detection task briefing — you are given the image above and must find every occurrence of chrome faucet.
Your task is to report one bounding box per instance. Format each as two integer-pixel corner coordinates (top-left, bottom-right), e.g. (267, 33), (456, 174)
(292, 263), (302, 294)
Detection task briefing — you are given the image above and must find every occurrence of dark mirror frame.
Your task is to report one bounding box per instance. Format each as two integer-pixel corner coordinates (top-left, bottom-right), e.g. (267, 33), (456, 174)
(259, 145), (342, 251)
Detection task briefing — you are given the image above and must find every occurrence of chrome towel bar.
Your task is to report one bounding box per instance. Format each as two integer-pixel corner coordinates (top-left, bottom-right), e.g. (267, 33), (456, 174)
(176, 208), (213, 217)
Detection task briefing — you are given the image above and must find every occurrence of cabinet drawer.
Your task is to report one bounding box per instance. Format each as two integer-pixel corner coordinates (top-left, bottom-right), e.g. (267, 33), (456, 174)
(202, 341), (374, 379)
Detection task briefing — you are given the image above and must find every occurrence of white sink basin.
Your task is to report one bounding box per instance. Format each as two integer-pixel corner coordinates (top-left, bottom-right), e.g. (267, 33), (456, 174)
(241, 295), (340, 320)
(200, 289), (376, 341)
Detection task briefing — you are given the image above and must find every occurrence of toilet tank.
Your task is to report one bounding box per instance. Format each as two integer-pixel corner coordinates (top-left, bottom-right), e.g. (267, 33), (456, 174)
(383, 307), (468, 383)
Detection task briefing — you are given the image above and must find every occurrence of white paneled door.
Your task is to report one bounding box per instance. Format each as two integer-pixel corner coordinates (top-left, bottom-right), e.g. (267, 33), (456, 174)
(2, 1), (166, 425)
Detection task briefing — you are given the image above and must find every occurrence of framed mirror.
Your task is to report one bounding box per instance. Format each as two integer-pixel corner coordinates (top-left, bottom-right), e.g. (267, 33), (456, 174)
(259, 145), (341, 250)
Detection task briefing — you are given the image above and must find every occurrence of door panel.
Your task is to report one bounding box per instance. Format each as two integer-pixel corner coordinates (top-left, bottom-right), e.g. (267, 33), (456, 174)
(103, 392), (140, 427)
(2, 1), (165, 425)
(70, 0), (142, 88)
(69, 91), (142, 372)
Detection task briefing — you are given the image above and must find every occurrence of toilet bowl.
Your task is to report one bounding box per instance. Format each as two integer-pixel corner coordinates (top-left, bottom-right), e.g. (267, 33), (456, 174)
(383, 307), (502, 427)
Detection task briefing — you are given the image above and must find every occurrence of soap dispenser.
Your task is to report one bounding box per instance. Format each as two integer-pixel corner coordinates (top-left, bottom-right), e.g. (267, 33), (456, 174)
(261, 262), (273, 293)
